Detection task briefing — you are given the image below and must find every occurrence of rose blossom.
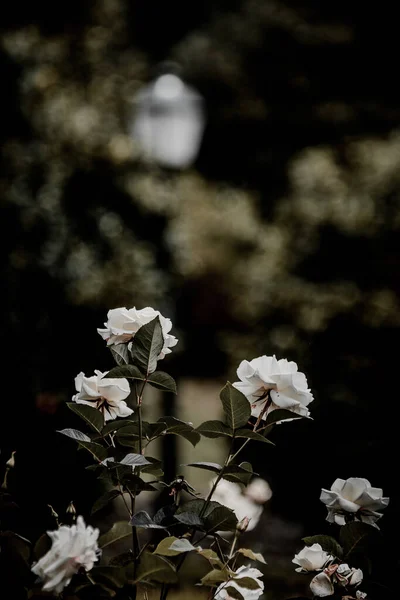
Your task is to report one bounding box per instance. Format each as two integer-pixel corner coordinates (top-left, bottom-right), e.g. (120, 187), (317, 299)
(244, 477), (272, 504)
(72, 370), (133, 421)
(320, 477), (389, 528)
(211, 479), (264, 531)
(214, 565), (264, 600)
(292, 543), (333, 573)
(97, 306), (178, 358)
(232, 355), (313, 419)
(31, 516), (100, 593)
(309, 563), (363, 598)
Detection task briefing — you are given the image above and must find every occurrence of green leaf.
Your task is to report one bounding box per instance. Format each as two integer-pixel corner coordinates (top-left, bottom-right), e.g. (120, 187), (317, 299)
(237, 548), (267, 564)
(119, 453), (151, 467)
(99, 521), (132, 548)
(196, 420), (233, 438)
(153, 536), (196, 556)
(302, 535), (343, 559)
(201, 569), (229, 586)
(109, 551), (134, 567)
(105, 364), (145, 381)
(77, 440), (108, 462)
(184, 462), (223, 473)
(91, 489), (122, 515)
(225, 586), (245, 600)
(130, 316), (164, 375)
(101, 419), (136, 436)
(340, 521), (380, 558)
(66, 402), (104, 434)
(130, 511), (166, 529)
(110, 343), (129, 366)
(33, 533), (51, 560)
(146, 421), (168, 440)
(168, 538), (198, 553)
(197, 548), (224, 568)
(220, 383), (251, 430)
(174, 512), (204, 527)
(176, 500), (237, 533)
(235, 428), (275, 444)
(57, 428), (91, 442)
(235, 577), (262, 590)
(158, 416), (201, 447)
(223, 462), (253, 485)
(134, 551), (177, 584)
(147, 371), (177, 394)
(264, 408), (304, 426)
(88, 566), (126, 589)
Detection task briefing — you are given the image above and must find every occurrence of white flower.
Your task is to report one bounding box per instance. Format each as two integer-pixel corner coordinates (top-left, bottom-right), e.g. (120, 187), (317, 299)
(97, 306), (178, 358)
(73, 370), (133, 421)
(310, 571), (335, 597)
(356, 592), (367, 599)
(31, 516), (100, 593)
(320, 478), (389, 528)
(335, 564), (363, 587)
(232, 355), (313, 420)
(292, 543), (333, 573)
(245, 477), (272, 504)
(211, 479), (263, 531)
(214, 565), (264, 600)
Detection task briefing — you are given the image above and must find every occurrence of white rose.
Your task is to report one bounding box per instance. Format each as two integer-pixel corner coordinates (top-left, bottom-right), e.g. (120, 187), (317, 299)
(292, 543), (333, 573)
(73, 370), (133, 421)
(214, 565), (264, 600)
(356, 592), (367, 599)
(320, 477), (389, 528)
(232, 355), (313, 420)
(309, 572), (335, 597)
(211, 479), (263, 532)
(31, 516), (100, 593)
(244, 477), (272, 504)
(97, 306), (178, 359)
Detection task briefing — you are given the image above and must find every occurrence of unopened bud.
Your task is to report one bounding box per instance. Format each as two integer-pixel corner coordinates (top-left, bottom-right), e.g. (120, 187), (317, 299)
(6, 451), (16, 468)
(66, 501), (76, 516)
(237, 516), (251, 533)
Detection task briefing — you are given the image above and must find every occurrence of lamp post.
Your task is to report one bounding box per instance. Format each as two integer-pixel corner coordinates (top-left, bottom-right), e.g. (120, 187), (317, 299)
(131, 66), (206, 169)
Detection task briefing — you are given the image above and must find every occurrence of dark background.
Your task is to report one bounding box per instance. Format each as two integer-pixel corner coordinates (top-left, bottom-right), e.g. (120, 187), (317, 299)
(1, 1), (399, 597)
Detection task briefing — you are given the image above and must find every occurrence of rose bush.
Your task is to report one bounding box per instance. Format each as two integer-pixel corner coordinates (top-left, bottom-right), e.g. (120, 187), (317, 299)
(232, 355), (313, 419)
(72, 369), (132, 421)
(320, 477), (389, 527)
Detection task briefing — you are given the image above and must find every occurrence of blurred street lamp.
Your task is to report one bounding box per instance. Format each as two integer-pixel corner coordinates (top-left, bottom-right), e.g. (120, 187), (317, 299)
(131, 66), (206, 169)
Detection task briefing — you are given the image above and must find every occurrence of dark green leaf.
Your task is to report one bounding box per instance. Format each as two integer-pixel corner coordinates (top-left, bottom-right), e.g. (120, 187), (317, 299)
(139, 457), (164, 476)
(264, 408), (304, 426)
(235, 577), (262, 590)
(115, 425), (140, 447)
(225, 586), (245, 600)
(237, 548), (266, 564)
(57, 428), (91, 442)
(130, 511), (166, 529)
(101, 419), (136, 436)
(148, 371), (177, 394)
(99, 521), (132, 548)
(340, 521), (380, 558)
(201, 569), (229, 586)
(302, 535), (343, 559)
(105, 364), (145, 381)
(109, 551), (134, 567)
(235, 429), (275, 444)
(134, 551), (177, 584)
(196, 420), (233, 438)
(158, 416), (201, 447)
(174, 512), (204, 527)
(176, 500), (237, 533)
(110, 343), (129, 366)
(66, 402), (104, 434)
(197, 549), (224, 568)
(88, 566), (125, 589)
(33, 533), (51, 560)
(130, 316), (164, 375)
(77, 440), (108, 462)
(184, 462), (222, 473)
(91, 490), (122, 515)
(220, 383), (251, 430)
(119, 453), (150, 467)
(153, 536), (193, 556)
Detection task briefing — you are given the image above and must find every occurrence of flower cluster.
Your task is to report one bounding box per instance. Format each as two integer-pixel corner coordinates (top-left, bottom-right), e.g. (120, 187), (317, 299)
(31, 517), (100, 593)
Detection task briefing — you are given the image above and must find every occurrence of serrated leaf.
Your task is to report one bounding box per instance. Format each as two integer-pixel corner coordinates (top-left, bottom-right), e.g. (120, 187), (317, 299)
(235, 429), (275, 444)
(184, 462), (223, 473)
(57, 428), (91, 442)
(119, 453), (150, 467)
(130, 511), (166, 529)
(196, 420), (233, 438)
(91, 490), (122, 515)
(174, 512), (204, 527)
(130, 317), (164, 375)
(302, 535), (343, 559)
(237, 548), (267, 564)
(197, 548), (224, 568)
(134, 552), (177, 584)
(110, 343), (129, 366)
(148, 371), (177, 394)
(220, 383), (251, 430)
(201, 569), (229, 586)
(77, 440), (108, 462)
(264, 408), (304, 426)
(105, 364), (145, 381)
(99, 521), (132, 548)
(67, 402), (104, 434)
